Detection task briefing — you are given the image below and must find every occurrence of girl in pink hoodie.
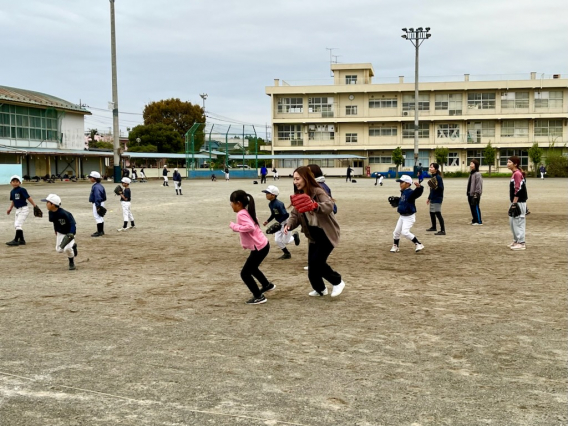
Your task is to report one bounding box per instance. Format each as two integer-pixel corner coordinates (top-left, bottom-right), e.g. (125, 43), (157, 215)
(229, 190), (275, 304)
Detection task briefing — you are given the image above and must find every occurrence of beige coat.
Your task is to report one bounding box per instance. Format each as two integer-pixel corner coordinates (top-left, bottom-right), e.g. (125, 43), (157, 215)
(287, 187), (340, 247)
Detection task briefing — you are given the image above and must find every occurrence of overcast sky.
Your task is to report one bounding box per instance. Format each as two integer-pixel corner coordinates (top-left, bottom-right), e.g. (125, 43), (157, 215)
(1, 0), (566, 139)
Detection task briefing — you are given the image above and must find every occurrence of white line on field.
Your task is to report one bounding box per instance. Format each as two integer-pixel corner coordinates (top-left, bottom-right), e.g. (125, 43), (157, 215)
(0, 370), (309, 425)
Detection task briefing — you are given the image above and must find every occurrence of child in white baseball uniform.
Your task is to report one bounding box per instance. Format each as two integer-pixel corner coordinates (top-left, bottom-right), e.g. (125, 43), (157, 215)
(6, 175), (40, 246)
(117, 177), (136, 231)
(262, 185), (300, 259)
(390, 175), (425, 253)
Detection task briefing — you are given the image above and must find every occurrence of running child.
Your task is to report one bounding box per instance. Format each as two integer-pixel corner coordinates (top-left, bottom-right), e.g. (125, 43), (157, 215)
(229, 190), (275, 305)
(6, 175), (40, 246)
(117, 177), (136, 231)
(42, 194), (78, 271)
(88, 171), (107, 237)
(262, 185), (300, 260)
(390, 175), (424, 253)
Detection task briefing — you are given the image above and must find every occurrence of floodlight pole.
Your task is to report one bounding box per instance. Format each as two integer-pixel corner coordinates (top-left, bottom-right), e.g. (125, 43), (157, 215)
(109, 0), (121, 183)
(401, 27), (431, 173)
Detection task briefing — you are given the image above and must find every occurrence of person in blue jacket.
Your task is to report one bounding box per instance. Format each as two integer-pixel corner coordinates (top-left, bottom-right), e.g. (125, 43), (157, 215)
(390, 175), (424, 253)
(260, 165), (268, 184)
(426, 163), (445, 235)
(88, 171), (107, 237)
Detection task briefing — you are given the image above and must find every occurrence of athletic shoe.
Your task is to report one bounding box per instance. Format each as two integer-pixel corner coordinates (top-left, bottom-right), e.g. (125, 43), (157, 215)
(331, 281), (345, 297)
(510, 243), (526, 251)
(309, 288), (328, 296)
(303, 266), (309, 270)
(6, 240), (19, 246)
(261, 283), (276, 293)
(245, 295), (267, 305)
(117, 228), (128, 232)
(426, 227), (437, 232)
(278, 253), (291, 260)
(390, 244), (400, 253)
(507, 241), (517, 247)
(69, 264), (76, 271)
(73, 243), (78, 257)
(472, 223), (483, 226)
(18, 240), (26, 245)
(434, 231), (446, 235)
(293, 232), (300, 246)
(415, 243), (425, 252)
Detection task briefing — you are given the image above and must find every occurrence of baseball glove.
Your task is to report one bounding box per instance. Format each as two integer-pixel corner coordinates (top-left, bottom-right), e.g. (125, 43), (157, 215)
(33, 205), (43, 218)
(388, 196), (400, 208)
(508, 203), (522, 217)
(290, 193), (318, 213)
(97, 206), (107, 217)
(427, 176), (438, 190)
(265, 222), (282, 234)
(114, 185), (123, 196)
(59, 233), (75, 250)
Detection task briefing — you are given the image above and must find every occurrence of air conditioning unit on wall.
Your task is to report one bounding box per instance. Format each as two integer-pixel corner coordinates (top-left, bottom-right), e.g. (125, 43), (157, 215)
(403, 111), (409, 116)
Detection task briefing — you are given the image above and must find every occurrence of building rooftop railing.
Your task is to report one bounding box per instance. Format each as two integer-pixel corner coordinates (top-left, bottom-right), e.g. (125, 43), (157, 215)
(278, 73), (565, 87)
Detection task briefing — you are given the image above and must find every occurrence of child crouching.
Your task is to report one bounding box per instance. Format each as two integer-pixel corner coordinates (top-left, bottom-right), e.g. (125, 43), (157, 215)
(42, 194), (78, 270)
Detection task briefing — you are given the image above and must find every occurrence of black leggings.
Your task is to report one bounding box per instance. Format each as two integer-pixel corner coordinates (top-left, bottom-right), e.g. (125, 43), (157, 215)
(430, 212), (445, 231)
(241, 243), (270, 298)
(307, 226), (342, 293)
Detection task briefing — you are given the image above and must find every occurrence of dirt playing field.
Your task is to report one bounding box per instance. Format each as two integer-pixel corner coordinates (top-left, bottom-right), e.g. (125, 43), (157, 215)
(0, 175), (566, 425)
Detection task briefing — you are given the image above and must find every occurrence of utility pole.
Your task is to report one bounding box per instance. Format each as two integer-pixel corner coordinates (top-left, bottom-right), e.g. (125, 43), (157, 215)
(109, 0), (120, 183)
(401, 27), (431, 174)
(199, 93), (208, 113)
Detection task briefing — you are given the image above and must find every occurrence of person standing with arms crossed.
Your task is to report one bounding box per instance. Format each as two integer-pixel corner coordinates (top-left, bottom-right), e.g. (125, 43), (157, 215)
(467, 159), (483, 225)
(284, 166), (345, 297)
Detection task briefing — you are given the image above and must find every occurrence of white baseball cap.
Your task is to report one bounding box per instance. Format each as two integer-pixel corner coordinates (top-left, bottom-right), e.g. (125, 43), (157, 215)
(88, 171), (101, 179)
(262, 185), (280, 196)
(396, 175), (413, 184)
(41, 194), (61, 206)
(10, 175), (22, 183)
(121, 177), (131, 184)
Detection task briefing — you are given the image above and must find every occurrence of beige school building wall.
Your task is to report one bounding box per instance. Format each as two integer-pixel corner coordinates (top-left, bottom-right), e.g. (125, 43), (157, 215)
(266, 64), (568, 174)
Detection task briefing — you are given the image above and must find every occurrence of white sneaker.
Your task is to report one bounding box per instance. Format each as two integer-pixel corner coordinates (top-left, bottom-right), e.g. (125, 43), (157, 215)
(331, 281), (345, 297)
(303, 266), (309, 270)
(415, 243), (425, 252)
(390, 244), (400, 253)
(507, 241), (517, 247)
(472, 223), (483, 226)
(117, 228), (128, 232)
(308, 288), (328, 296)
(510, 243), (526, 251)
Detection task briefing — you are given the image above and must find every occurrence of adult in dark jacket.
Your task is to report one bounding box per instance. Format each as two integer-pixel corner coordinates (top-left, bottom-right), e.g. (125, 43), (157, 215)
(88, 171), (107, 237)
(346, 165), (353, 182)
(467, 159), (483, 225)
(426, 163), (445, 235)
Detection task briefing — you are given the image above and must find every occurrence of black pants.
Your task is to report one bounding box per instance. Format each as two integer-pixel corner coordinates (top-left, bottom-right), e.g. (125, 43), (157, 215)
(260, 174), (267, 184)
(241, 243), (270, 298)
(307, 226), (341, 293)
(468, 196), (482, 224)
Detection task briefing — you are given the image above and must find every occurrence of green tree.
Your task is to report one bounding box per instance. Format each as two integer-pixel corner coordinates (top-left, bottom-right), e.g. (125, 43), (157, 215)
(143, 98), (205, 150)
(245, 136), (266, 154)
(87, 128), (99, 148)
(392, 147), (404, 178)
(545, 141), (568, 177)
(128, 124), (183, 153)
(528, 142), (543, 178)
(484, 141), (497, 176)
(434, 146), (449, 175)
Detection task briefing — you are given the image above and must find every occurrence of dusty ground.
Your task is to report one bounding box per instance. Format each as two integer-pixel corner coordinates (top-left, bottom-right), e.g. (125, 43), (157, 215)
(0, 176), (566, 426)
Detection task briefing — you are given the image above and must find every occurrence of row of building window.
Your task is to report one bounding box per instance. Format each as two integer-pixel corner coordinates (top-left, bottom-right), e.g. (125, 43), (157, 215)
(277, 120), (564, 141)
(368, 149), (529, 167)
(276, 91), (564, 113)
(0, 104), (59, 141)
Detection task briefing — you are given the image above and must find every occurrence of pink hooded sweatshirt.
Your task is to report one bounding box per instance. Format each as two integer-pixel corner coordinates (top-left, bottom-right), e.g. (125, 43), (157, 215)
(230, 209), (268, 250)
